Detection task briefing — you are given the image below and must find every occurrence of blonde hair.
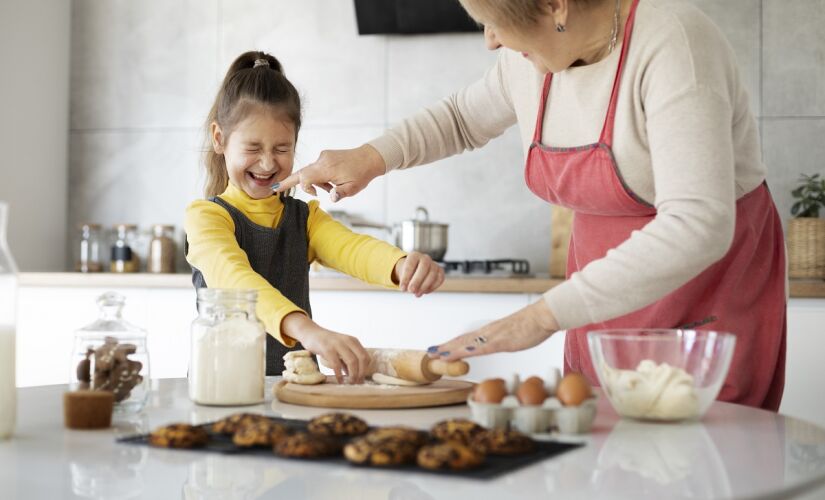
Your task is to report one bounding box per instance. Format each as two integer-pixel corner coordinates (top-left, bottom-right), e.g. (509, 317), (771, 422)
(459, 0), (599, 29)
(203, 51), (302, 198)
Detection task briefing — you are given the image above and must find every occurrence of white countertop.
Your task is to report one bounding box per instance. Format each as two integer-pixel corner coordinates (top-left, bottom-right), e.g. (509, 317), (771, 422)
(2, 378), (825, 499)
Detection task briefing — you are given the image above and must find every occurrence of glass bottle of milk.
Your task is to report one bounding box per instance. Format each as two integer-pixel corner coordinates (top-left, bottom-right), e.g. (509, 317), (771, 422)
(0, 202), (18, 439)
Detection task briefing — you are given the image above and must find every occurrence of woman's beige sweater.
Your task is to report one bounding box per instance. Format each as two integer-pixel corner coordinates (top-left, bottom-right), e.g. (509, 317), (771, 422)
(369, 0), (766, 330)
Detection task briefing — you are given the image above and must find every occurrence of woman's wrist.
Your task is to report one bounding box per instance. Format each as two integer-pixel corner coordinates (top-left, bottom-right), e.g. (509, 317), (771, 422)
(358, 143), (388, 179)
(529, 299), (560, 334)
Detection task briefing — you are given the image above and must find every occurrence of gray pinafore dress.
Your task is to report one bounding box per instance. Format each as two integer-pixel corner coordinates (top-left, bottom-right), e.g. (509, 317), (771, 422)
(189, 194), (311, 375)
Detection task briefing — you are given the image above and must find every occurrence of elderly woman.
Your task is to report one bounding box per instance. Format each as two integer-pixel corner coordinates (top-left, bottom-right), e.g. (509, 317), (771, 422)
(275, 0), (786, 410)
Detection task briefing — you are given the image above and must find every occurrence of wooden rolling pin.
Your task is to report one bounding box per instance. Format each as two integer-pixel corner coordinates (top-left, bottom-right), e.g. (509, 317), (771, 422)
(366, 349), (469, 383)
(320, 349), (470, 384)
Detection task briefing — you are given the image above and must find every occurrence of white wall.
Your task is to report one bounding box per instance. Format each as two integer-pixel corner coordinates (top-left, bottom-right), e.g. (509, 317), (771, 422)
(0, 0), (71, 271)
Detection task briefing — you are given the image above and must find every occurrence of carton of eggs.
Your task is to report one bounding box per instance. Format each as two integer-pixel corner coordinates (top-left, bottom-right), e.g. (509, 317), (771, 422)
(467, 369), (597, 435)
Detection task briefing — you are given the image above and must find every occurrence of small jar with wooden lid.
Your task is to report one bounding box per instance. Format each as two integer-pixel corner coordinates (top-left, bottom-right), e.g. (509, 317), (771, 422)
(147, 224), (176, 274)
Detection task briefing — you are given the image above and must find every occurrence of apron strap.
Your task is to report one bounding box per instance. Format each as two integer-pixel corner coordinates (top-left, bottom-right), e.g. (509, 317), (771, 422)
(532, 72), (554, 144)
(599, 0), (641, 146)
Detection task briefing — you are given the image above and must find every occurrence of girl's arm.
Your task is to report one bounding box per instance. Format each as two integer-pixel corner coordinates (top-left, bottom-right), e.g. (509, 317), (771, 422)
(306, 200), (405, 287)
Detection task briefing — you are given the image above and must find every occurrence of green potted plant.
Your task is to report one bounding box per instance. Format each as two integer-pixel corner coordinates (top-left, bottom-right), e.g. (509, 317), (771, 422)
(788, 174), (825, 278)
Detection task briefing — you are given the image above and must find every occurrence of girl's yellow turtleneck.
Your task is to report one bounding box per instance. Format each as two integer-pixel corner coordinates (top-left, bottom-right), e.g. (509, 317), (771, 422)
(184, 183), (405, 346)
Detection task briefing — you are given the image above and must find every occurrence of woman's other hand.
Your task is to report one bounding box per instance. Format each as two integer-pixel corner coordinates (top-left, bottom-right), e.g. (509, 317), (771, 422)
(427, 300), (560, 361)
(393, 252), (445, 297)
(281, 312), (371, 384)
(273, 144), (386, 202)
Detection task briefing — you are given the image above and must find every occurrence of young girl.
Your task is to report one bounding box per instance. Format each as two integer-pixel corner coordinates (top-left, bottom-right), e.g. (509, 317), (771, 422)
(185, 51), (444, 383)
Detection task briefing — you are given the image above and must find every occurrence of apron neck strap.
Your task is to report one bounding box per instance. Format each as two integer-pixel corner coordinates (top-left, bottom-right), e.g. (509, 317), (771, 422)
(599, 0), (641, 146)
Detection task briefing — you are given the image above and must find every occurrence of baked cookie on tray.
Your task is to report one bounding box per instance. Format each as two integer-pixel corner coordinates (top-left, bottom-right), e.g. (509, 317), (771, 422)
(274, 432), (343, 459)
(344, 436), (419, 466)
(232, 420), (289, 448)
(211, 412), (270, 435)
(362, 426), (428, 447)
(416, 441), (485, 471)
(307, 412), (368, 437)
(429, 419), (486, 446)
(472, 428), (536, 455)
(149, 423), (209, 449)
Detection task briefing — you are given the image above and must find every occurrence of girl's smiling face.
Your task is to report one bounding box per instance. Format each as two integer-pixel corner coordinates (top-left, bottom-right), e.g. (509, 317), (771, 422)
(212, 103), (297, 200)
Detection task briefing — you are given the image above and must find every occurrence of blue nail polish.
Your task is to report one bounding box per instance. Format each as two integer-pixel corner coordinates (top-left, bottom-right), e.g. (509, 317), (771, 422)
(466, 346), (476, 351)
(270, 182), (280, 190)
(427, 346), (438, 353)
(439, 351), (450, 357)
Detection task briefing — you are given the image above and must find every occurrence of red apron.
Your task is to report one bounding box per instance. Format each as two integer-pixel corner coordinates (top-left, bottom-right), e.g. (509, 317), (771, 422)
(524, 0), (786, 410)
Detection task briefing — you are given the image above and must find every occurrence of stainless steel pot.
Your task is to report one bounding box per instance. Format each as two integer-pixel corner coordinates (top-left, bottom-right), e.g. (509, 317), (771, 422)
(395, 207), (448, 261)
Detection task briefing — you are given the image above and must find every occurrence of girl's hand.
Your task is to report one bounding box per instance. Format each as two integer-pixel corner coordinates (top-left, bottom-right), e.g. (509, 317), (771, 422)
(393, 252), (445, 297)
(273, 145), (386, 202)
(281, 312), (370, 384)
(426, 300), (560, 362)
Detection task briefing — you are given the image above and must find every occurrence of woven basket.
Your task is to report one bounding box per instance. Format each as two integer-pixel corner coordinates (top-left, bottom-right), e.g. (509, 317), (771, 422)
(787, 218), (825, 278)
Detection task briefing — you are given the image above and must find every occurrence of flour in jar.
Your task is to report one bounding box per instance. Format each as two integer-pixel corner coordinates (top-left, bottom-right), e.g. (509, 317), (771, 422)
(189, 317), (264, 405)
(601, 360), (699, 420)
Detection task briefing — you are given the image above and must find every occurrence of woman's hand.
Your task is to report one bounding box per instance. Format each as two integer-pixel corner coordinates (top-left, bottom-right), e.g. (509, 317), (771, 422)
(273, 144), (386, 202)
(393, 252), (445, 297)
(427, 300), (560, 362)
(281, 312), (371, 384)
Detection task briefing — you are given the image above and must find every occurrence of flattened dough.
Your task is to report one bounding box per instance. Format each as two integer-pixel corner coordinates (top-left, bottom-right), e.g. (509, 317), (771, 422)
(371, 373), (427, 387)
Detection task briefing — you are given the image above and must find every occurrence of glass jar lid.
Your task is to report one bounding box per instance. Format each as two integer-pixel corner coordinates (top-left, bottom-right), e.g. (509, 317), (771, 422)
(75, 292), (146, 341)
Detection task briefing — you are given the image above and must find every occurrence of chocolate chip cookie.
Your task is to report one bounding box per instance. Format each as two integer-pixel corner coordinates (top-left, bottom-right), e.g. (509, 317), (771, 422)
(307, 412), (368, 437)
(344, 436), (419, 466)
(211, 413), (269, 435)
(273, 432), (343, 458)
(149, 423), (209, 449)
(472, 428), (535, 455)
(416, 441), (485, 471)
(429, 419), (486, 446)
(232, 420), (289, 448)
(363, 426), (428, 447)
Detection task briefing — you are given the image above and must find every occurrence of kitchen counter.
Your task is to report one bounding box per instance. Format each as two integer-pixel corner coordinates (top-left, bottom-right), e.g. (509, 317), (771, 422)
(18, 272), (825, 297)
(2, 378), (825, 499)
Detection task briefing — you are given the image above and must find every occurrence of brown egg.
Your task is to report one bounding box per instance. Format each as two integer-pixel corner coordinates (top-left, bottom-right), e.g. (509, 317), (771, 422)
(473, 378), (507, 404)
(516, 380), (549, 405)
(556, 373), (592, 406)
(522, 376), (545, 387)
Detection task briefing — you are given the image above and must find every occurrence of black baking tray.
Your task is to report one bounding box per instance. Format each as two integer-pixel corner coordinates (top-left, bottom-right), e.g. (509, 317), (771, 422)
(117, 416), (583, 480)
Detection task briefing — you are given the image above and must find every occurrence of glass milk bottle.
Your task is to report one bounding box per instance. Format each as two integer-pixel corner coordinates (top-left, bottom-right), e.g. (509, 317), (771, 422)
(189, 289), (265, 406)
(0, 202), (18, 439)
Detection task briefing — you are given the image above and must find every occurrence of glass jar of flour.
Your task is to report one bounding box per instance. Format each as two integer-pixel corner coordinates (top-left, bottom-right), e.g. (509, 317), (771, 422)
(189, 289), (265, 406)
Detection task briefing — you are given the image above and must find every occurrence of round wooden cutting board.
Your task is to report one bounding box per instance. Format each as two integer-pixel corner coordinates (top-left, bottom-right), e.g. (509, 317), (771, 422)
(274, 376), (475, 409)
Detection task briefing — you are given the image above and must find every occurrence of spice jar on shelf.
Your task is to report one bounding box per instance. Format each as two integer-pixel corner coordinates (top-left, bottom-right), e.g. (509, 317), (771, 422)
(70, 292), (150, 414)
(75, 223), (103, 273)
(147, 224), (176, 274)
(189, 289), (265, 406)
(110, 224), (140, 273)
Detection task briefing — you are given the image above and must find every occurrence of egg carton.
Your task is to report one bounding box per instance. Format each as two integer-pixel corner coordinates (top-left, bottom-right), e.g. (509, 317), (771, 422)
(467, 370), (598, 435)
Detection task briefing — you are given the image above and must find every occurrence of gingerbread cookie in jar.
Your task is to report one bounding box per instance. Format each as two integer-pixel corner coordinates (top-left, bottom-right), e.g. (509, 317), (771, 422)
(70, 292), (150, 413)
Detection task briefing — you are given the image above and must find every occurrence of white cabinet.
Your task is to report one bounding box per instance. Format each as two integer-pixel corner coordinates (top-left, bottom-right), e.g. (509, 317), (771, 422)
(783, 299), (825, 428)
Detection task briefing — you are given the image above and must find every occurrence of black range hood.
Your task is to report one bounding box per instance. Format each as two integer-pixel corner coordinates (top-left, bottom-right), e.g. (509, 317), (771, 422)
(354, 0), (482, 35)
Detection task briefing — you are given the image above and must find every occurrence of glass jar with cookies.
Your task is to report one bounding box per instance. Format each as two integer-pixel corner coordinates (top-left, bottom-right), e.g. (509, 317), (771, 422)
(70, 292), (151, 414)
(189, 289), (265, 406)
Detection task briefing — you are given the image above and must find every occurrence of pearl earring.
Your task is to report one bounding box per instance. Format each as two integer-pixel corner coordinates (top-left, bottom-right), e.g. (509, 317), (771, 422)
(556, 23), (566, 32)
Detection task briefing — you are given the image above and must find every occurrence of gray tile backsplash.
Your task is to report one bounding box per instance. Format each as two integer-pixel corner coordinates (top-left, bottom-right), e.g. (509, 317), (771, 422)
(763, 0), (825, 117)
(69, 0), (825, 274)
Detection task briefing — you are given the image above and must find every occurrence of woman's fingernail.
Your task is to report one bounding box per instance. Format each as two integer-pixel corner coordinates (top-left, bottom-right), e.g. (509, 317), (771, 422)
(466, 346), (476, 351)
(271, 182), (280, 190)
(427, 346), (438, 353)
(439, 351), (450, 357)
